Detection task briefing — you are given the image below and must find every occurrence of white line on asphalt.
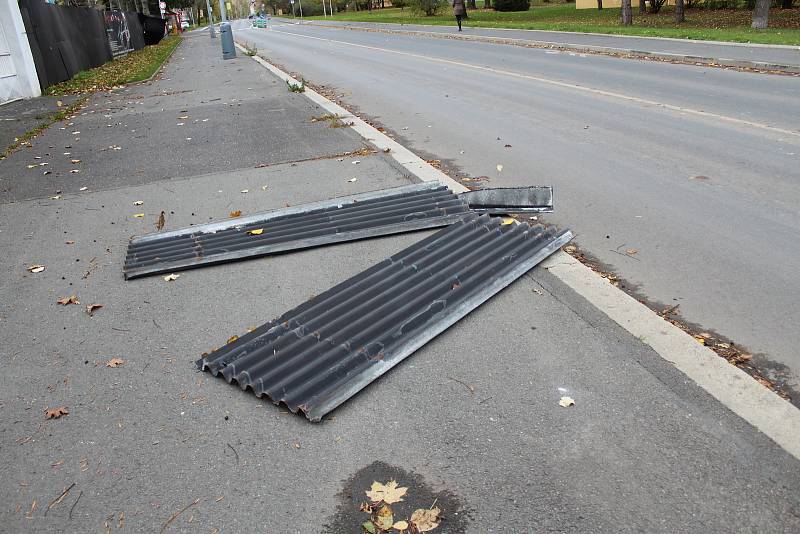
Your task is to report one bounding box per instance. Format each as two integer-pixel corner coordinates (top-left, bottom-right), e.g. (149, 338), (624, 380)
(268, 28), (800, 139)
(237, 41), (800, 460)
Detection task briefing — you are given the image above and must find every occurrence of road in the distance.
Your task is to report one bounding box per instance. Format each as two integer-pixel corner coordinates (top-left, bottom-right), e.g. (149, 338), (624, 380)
(234, 20), (800, 396)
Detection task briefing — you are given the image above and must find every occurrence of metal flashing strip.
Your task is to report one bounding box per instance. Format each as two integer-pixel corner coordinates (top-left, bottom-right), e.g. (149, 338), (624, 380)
(460, 186), (554, 214)
(124, 182), (468, 279)
(198, 214), (573, 421)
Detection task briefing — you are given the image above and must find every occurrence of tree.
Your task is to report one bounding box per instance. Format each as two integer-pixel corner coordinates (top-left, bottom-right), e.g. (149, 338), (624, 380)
(597, 0), (602, 9)
(621, 0), (631, 24)
(674, 0), (684, 22)
(638, 0), (645, 13)
(751, 0), (770, 28)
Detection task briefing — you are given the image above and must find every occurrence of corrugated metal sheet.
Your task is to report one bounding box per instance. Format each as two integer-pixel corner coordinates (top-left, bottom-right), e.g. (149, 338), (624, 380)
(198, 214), (573, 421)
(460, 186), (554, 214)
(124, 183), (468, 279)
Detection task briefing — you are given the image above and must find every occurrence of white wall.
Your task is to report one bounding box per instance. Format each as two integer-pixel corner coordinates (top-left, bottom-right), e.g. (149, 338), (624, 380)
(0, 0), (42, 104)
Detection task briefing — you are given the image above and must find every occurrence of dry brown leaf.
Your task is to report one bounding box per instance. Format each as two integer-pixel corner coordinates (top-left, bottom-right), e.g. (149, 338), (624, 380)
(27, 264), (45, 273)
(57, 295), (80, 306)
(410, 507), (441, 532)
(106, 358), (125, 368)
(247, 229), (264, 235)
(375, 506), (394, 530)
(229, 210), (242, 218)
(155, 211), (165, 231)
(393, 520), (409, 531)
(45, 406), (69, 419)
(70, 159), (81, 164)
(65, 240), (75, 245)
(559, 396), (575, 407)
(626, 248), (638, 255)
(163, 273), (180, 282)
(365, 480), (408, 505)
(85, 303), (103, 316)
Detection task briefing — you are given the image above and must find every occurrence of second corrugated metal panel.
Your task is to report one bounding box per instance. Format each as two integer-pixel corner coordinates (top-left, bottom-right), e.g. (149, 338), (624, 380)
(124, 182), (469, 279)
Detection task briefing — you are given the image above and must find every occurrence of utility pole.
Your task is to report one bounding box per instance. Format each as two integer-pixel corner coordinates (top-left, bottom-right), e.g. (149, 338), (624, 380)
(218, 0), (236, 59)
(205, 0), (216, 38)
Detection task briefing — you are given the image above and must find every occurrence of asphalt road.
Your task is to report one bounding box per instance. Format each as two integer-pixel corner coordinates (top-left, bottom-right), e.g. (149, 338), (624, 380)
(234, 20), (800, 398)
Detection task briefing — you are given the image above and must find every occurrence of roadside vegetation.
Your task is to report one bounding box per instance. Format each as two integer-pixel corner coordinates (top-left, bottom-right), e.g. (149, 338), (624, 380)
(304, 1), (800, 45)
(45, 35), (182, 96)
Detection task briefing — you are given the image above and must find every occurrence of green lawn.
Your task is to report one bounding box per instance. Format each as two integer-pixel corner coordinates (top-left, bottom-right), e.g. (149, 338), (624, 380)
(308, 4), (800, 45)
(45, 35), (182, 96)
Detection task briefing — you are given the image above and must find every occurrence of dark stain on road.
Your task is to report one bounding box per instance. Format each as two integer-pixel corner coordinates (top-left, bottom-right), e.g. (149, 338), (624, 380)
(324, 460), (472, 533)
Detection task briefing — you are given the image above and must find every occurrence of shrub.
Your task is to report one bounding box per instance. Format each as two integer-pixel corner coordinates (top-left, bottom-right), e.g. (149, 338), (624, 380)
(410, 0), (446, 15)
(392, 0), (408, 8)
(492, 0), (530, 11)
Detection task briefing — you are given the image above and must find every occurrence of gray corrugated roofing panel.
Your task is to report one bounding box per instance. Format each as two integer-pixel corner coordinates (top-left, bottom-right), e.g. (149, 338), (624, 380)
(198, 214), (573, 421)
(124, 182), (469, 279)
(460, 186), (554, 214)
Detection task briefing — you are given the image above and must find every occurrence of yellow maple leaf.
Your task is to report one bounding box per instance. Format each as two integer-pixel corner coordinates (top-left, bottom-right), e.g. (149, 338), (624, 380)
(247, 228), (264, 235)
(365, 480), (408, 505)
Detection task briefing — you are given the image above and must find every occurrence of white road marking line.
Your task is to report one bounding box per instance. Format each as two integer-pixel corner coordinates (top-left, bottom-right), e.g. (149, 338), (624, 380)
(269, 28), (800, 139)
(238, 42), (800, 460)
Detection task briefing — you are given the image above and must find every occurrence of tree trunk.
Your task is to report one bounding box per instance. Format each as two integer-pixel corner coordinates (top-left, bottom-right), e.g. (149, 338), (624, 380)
(781, 0), (792, 8)
(751, 0), (769, 28)
(469, 0), (476, 8)
(485, 0), (491, 8)
(597, 0), (602, 9)
(621, 0), (632, 24)
(674, 0), (684, 22)
(638, 0), (645, 13)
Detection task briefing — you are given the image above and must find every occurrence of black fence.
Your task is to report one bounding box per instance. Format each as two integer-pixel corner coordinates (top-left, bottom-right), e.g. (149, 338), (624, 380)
(19, 0), (166, 91)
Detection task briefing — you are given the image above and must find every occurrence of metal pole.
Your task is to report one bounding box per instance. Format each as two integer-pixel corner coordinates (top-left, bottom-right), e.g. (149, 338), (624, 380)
(206, 0), (216, 37)
(219, 0), (228, 21)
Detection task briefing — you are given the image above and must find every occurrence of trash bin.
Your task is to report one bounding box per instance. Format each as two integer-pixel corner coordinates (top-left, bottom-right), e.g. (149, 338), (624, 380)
(219, 22), (236, 60)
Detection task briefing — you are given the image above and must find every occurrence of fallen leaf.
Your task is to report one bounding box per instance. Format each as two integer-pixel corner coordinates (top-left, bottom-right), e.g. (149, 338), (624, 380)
(410, 507), (441, 532)
(70, 159), (81, 164)
(247, 229), (264, 235)
(27, 264), (45, 273)
(133, 200), (143, 205)
(362, 521), (377, 534)
(85, 303), (103, 316)
(393, 520), (409, 531)
(178, 115), (189, 119)
(559, 396), (575, 407)
(133, 213), (145, 218)
(695, 336), (706, 345)
(45, 406), (69, 419)
(229, 210), (242, 218)
(227, 335), (239, 344)
(501, 218), (515, 226)
(504, 144), (512, 148)
(155, 211), (165, 231)
(496, 164), (504, 172)
(163, 273), (180, 282)
(261, 185), (268, 191)
(352, 160), (361, 165)
(106, 358), (125, 368)
(240, 189), (249, 194)
(57, 295), (80, 305)
(50, 195), (61, 199)
(27, 164), (38, 169)
(43, 171), (52, 175)
(71, 170), (81, 174)
(348, 177), (358, 183)
(375, 505), (394, 530)
(56, 100), (63, 107)
(65, 241), (75, 245)
(366, 480), (408, 505)
(626, 248), (638, 255)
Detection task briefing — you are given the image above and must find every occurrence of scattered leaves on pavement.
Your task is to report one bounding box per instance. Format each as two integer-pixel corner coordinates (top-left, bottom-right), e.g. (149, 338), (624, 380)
(106, 358), (125, 368)
(247, 229), (264, 235)
(559, 396), (575, 407)
(366, 480), (408, 505)
(45, 406), (69, 419)
(85, 303), (103, 316)
(27, 264), (46, 273)
(410, 507), (441, 532)
(57, 295), (80, 306)
(163, 273), (180, 282)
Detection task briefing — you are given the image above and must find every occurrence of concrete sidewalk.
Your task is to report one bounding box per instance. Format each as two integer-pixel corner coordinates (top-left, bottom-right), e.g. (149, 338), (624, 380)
(289, 18), (800, 73)
(1, 33), (800, 533)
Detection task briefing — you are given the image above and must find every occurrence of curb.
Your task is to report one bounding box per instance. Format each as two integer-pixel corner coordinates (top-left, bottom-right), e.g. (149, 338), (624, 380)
(234, 41), (800, 461)
(298, 20), (800, 74)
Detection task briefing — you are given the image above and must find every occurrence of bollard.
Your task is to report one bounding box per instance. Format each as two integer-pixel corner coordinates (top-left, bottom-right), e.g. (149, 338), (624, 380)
(219, 22), (236, 60)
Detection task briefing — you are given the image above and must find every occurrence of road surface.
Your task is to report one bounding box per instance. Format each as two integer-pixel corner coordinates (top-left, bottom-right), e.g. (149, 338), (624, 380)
(234, 20), (800, 398)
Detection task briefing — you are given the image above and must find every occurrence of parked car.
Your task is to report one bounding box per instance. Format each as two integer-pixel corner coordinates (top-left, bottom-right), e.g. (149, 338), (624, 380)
(180, 20), (190, 30)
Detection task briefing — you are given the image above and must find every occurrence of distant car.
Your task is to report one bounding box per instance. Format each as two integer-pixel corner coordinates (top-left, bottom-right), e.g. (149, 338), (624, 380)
(180, 20), (190, 30)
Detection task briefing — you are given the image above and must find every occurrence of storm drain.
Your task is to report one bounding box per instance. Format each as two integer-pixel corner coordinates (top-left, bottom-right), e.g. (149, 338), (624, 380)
(124, 182), (468, 279)
(198, 214), (573, 421)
